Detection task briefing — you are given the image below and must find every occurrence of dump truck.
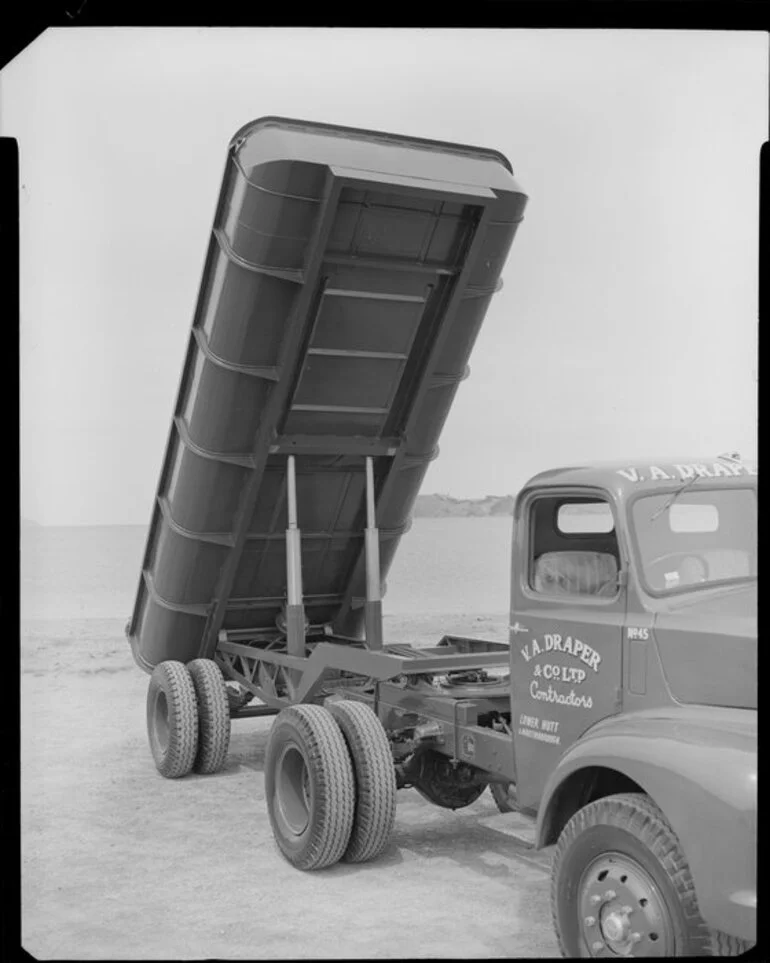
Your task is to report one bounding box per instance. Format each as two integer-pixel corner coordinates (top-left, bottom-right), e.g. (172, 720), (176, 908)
(126, 117), (757, 957)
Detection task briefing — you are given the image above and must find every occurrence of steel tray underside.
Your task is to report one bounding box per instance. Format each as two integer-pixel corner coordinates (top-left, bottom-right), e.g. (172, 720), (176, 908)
(127, 118), (527, 671)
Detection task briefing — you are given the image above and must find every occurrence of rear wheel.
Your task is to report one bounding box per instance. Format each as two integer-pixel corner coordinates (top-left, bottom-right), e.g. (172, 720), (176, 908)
(552, 792), (716, 957)
(187, 659), (231, 774)
(265, 704), (356, 870)
(146, 661), (199, 778)
(327, 700), (397, 863)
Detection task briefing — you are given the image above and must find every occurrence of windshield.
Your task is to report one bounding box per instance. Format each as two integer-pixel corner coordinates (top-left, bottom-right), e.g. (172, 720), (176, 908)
(630, 487), (757, 594)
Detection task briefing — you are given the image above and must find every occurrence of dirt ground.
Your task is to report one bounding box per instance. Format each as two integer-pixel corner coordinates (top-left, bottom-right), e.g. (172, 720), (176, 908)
(21, 614), (560, 960)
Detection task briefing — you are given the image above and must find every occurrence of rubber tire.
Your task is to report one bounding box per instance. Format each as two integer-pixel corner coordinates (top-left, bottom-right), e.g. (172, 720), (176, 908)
(187, 659), (231, 774)
(146, 661), (199, 778)
(327, 700), (397, 863)
(552, 792), (721, 957)
(710, 931), (754, 956)
(265, 704), (356, 870)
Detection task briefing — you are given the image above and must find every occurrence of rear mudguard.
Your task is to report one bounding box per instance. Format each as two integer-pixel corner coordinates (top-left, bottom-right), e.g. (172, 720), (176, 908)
(536, 706), (756, 943)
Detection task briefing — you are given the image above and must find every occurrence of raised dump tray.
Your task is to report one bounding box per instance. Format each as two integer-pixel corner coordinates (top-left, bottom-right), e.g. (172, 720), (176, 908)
(127, 117), (527, 671)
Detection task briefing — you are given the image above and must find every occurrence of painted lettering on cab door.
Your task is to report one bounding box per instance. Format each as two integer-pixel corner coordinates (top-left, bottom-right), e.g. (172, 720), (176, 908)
(519, 633), (599, 710)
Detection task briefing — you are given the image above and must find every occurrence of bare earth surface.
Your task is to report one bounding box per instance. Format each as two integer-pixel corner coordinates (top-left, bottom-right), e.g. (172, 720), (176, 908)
(21, 613), (560, 960)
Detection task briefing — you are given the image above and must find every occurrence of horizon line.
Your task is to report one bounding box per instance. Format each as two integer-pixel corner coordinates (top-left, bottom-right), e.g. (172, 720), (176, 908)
(21, 492), (519, 528)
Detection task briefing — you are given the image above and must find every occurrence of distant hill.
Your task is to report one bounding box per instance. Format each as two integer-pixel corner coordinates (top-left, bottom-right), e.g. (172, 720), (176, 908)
(21, 517), (43, 528)
(413, 494), (515, 518)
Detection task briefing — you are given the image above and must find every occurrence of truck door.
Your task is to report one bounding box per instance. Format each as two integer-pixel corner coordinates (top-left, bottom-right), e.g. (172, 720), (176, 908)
(509, 490), (625, 810)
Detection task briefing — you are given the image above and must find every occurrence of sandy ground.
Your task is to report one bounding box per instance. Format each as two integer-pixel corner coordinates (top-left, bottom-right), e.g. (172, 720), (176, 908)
(21, 613), (560, 960)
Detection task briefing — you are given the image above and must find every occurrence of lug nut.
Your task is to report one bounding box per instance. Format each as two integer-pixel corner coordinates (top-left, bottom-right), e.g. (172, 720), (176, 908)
(590, 894), (602, 905)
(591, 940), (604, 952)
(604, 890), (616, 900)
(630, 933), (641, 943)
(621, 905), (633, 915)
(584, 916), (596, 927)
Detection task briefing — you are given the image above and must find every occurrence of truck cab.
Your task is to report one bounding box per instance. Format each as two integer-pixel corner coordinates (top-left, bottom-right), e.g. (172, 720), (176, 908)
(507, 456), (757, 955)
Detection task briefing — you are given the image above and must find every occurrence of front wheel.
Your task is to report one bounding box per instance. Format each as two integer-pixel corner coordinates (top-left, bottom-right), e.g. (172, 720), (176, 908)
(552, 792), (716, 957)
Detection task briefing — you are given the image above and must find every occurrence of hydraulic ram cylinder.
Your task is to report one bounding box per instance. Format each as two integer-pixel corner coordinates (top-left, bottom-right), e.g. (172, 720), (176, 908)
(285, 455), (306, 657)
(364, 456), (383, 650)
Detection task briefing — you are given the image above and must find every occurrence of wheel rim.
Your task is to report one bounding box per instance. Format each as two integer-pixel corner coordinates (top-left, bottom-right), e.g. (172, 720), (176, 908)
(578, 851), (675, 957)
(275, 744), (312, 836)
(153, 690), (169, 751)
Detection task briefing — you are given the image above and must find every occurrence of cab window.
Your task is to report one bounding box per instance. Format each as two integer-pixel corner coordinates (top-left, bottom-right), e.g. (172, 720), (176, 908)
(631, 488), (756, 593)
(529, 496), (620, 598)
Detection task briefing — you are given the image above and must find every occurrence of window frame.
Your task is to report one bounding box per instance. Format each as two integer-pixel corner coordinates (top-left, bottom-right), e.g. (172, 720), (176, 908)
(522, 487), (625, 605)
(555, 500), (616, 537)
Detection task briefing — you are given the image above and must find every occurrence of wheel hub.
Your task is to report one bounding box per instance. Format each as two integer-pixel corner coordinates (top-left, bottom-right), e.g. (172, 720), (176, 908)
(275, 744), (311, 836)
(599, 906), (631, 946)
(580, 852), (673, 956)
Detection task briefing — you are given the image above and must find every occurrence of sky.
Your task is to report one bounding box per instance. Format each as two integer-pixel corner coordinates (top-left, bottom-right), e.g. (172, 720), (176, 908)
(4, 28), (765, 526)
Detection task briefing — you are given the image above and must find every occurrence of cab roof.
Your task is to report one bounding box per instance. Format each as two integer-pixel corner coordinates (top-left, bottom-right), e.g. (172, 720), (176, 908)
(522, 457), (757, 500)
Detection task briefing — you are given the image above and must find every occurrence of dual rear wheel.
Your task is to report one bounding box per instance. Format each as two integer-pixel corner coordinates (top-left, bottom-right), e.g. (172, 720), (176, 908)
(264, 700), (397, 870)
(146, 665), (396, 871)
(146, 659), (231, 778)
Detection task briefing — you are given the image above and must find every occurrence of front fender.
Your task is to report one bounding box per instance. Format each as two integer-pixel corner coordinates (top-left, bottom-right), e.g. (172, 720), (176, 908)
(536, 707), (756, 943)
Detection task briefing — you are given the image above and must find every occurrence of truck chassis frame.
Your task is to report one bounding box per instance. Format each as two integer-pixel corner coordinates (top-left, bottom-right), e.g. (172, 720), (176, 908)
(211, 451), (518, 787)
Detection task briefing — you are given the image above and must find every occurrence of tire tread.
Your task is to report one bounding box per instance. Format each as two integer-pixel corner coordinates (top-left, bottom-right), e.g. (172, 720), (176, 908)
(188, 659), (231, 774)
(147, 661), (198, 779)
(551, 792), (715, 957)
(328, 700), (397, 863)
(266, 704), (355, 870)
(710, 930), (754, 957)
